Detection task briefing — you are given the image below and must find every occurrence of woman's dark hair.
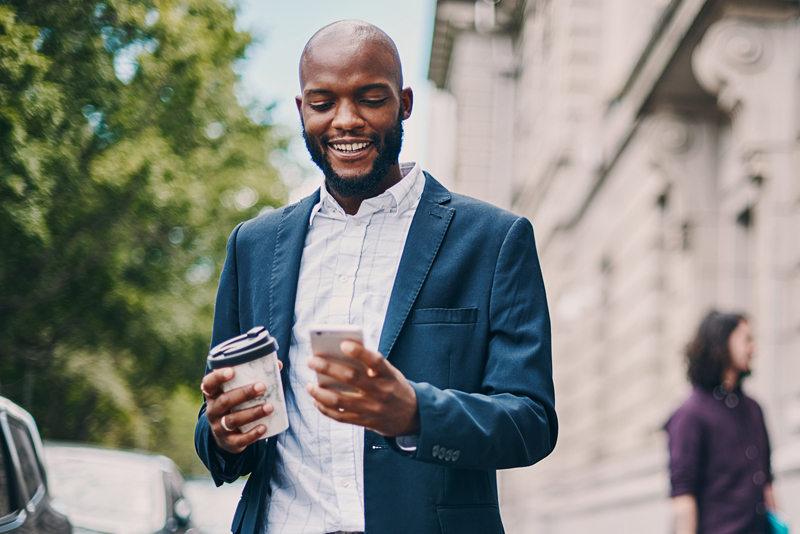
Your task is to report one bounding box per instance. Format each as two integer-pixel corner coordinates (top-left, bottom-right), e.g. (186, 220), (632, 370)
(685, 310), (747, 389)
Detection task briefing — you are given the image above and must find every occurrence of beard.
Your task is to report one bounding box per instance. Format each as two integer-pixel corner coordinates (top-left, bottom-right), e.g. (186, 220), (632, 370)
(737, 368), (752, 384)
(303, 110), (404, 198)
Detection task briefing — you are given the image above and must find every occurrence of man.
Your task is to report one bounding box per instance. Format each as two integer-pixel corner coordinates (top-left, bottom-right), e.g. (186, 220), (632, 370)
(195, 20), (557, 534)
(666, 311), (778, 534)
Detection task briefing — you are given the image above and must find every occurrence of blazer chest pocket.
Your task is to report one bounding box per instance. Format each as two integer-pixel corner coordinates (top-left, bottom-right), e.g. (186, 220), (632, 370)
(411, 307), (478, 325)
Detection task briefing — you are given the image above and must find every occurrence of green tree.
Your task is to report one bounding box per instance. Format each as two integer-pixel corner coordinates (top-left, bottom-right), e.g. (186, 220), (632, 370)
(0, 0), (286, 471)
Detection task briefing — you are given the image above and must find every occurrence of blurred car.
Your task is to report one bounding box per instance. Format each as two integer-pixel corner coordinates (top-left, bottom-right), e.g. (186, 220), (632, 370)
(182, 478), (245, 534)
(43, 444), (195, 534)
(0, 395), (71, 534)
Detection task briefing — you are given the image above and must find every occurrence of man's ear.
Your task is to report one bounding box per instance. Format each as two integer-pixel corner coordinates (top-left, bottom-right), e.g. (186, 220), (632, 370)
(296, 95), (303, 114)
(401, 87), (413, 120)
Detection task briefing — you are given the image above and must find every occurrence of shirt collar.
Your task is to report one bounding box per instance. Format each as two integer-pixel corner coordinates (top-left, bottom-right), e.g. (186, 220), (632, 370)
(309, 162), (424, 225)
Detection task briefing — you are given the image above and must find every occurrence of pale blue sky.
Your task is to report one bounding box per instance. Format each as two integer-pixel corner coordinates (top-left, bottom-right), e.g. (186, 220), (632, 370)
(233, 0), (437, 199)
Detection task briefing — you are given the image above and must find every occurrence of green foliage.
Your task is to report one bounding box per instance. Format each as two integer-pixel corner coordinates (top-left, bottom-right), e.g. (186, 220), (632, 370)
(147, 385), (209, 476)
(0, 0), (286, 471)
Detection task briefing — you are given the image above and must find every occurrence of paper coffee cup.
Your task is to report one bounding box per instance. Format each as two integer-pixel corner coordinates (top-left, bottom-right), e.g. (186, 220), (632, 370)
(207, 326), (289, 438)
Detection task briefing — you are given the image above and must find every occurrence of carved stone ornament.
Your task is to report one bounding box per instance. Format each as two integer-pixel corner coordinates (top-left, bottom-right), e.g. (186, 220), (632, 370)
(647, 115), (697, 157)
(692, 19), (774, 95)
(721, 25), (772, 72)
(644, 114), (712, 216)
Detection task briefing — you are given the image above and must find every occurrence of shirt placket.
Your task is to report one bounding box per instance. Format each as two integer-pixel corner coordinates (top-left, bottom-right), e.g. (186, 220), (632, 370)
(327, 215), (368, 323)
(328, 214), (370, 528)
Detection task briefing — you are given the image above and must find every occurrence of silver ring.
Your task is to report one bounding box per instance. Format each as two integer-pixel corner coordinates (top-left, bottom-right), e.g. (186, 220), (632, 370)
(221, 415), (234, 432)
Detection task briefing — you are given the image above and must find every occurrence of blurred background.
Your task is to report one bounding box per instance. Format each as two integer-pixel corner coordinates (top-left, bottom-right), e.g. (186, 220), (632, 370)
(431, 0), (800, 531)
(1, 0), (798, 532)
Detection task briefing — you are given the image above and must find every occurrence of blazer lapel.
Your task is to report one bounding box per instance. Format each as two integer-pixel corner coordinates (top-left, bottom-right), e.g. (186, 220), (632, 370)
(270, 190), (320, 367)
(378, 174), (454, 359)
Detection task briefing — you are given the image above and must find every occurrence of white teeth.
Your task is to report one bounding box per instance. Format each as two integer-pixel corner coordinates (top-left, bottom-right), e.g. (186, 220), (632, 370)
(332, 142), (369, 152)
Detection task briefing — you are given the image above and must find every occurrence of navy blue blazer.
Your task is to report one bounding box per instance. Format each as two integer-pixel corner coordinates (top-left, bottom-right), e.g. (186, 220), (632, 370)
(195, 174), (557, 534)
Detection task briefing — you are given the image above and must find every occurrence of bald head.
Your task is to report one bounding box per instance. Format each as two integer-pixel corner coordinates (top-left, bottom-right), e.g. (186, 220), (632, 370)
(299, 20), (403, 91)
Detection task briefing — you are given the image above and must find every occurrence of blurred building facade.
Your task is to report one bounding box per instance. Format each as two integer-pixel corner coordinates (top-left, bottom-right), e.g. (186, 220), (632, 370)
(425, 0), (800, 531)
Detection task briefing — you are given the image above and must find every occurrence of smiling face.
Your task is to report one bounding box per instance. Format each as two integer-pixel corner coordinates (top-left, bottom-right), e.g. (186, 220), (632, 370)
(297, 23), (412, 204)
(302, 105), (404, 200)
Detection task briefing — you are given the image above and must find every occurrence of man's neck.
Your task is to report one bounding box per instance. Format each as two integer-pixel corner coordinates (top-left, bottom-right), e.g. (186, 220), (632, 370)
(722, 369), (741, 391)
(329, 163), (404, 215)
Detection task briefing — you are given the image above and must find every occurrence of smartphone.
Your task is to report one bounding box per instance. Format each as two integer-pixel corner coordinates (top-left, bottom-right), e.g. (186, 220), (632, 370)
(309, 325), (365, 393)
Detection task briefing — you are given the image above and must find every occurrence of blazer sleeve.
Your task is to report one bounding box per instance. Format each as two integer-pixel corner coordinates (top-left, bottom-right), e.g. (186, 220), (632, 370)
(388, 217), (557, 470)
(195, 222), (264, 485)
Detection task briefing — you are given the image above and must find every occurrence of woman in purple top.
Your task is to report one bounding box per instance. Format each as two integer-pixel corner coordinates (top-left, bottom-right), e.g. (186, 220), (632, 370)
(666, 311), (778, 534)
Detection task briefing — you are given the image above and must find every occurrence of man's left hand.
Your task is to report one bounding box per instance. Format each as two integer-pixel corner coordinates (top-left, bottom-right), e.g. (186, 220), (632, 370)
(306, 341), (420, 437)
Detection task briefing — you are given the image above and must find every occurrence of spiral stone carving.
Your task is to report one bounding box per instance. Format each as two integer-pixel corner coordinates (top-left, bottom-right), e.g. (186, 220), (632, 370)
(714, 21), (773, 74)
(691, 18), (777, 108)
(649, 116), (696, 156)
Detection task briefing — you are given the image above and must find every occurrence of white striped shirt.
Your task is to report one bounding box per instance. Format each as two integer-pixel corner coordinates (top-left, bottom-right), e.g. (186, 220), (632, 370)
(264, 163), (424, 534)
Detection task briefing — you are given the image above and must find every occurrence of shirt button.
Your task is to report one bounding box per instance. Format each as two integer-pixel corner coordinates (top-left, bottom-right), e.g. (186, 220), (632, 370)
(353, 218), (361, 226)
(746, 446), (758, 459)
(339, 275), (348, 283)
(753, 471), (766, 485)
(341, 479), (349, 487)
(383, 207), (390, 213)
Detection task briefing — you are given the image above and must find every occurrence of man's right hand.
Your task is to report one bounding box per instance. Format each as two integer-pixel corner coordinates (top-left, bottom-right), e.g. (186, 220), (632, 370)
(201, 367), (276, 454)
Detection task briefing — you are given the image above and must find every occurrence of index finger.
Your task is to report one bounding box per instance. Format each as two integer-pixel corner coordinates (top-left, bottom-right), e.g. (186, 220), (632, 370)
(201, 368), (234, 398)
(340, 341), (385, 377)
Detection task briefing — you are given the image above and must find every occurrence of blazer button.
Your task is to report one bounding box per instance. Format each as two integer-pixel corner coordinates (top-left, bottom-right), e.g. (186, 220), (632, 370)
(432, 445), (440, 457)
(452, 451), (460, 461)
(445, 450), (453, 461)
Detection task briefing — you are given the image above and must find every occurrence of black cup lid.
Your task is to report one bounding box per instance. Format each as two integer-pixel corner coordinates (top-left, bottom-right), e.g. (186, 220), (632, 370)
(207, 326), (279, 369)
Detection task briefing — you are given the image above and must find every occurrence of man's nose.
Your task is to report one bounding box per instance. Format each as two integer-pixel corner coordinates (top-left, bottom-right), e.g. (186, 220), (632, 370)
(331, 99), (365, 131)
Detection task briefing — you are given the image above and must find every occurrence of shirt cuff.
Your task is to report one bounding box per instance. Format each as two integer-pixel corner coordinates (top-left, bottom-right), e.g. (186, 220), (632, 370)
(395, 434), (419, 452)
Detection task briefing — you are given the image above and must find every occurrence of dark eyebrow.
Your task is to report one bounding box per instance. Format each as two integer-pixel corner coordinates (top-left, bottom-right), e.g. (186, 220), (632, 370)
(303, 83), (392, 97)
(358, 83), (391, 92)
